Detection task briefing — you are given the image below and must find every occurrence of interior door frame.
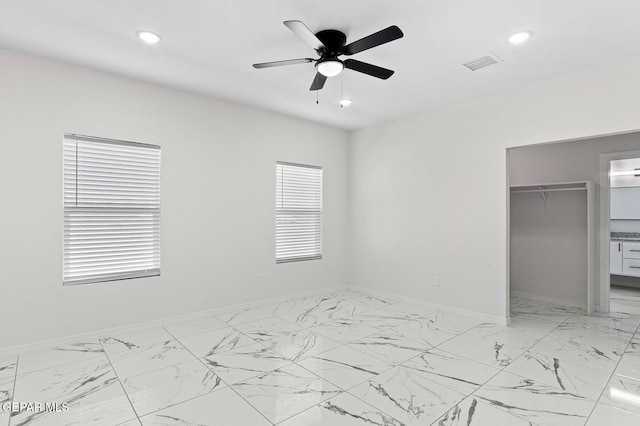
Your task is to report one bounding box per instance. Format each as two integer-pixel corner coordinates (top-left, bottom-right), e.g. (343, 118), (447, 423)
(598, 149), (640, 312)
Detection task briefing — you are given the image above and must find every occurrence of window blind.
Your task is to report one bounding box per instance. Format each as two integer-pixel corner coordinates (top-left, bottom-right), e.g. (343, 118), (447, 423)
(276, 161), (323, 263)
(63, 134), (161, 285)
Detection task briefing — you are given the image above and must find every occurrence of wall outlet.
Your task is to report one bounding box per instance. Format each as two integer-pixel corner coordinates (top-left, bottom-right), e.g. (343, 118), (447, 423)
(257, 274), (263, 285)
(433, 276), (441, 287)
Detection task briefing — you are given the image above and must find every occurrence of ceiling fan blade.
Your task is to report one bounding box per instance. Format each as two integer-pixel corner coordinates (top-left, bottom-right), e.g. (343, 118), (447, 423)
(344, 59), (394, 79)
(310, 73), (327, 91)
(253, 58), (315, 69)
(284, 20), (326, 51)
(342, 25), (404, 55)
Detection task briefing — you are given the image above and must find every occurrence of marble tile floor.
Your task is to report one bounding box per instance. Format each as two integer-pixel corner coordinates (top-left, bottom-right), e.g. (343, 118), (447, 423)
(2, 289), (640, 425)
(610, 285), (640, 316)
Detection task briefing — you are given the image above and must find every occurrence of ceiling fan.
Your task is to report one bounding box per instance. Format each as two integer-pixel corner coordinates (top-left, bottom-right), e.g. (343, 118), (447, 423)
(253, 20), (404, 91)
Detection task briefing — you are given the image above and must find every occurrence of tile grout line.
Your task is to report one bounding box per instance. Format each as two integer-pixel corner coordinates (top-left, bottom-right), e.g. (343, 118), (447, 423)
(98, 340), (143, 425)
(291, 304), (502, 409)
(344, 318), (503, 426)
(420, 302), (640, 424)
(118, 297), (640, 424)
(162, 325), (277, 425)
(334, 315), (503, 425)
(227, 310), (389, 423)
(173, 295), (407, 424)
(294, 309), (403, 359)
(435, 309), (583, 426)
(102, 338), (203, 380)
(162, 317), (230, 340)
(212, 294), (397, 337)
(399, 321), (524, 424)
(483, 306), (640, 424)
(264, 302), (440, 425)
(306, 320), (410, 365)
(7, 355), (19, 426)
(119, 327), (241, 423)
(262, 361), (346, 425)
(9, 351), (142, 426)
(11, 291), (608, 426)
(9, 349), (105, 377)
(376, 307), (514, 374)
(583, 319), (640, 423)
(104, 292), (384, 420)
(281, 295), (403, 328)
(242, 306), (414, 417)
(245, 294), (403, 424)
(290, 311), (435, 401)
(247, 299), (412, 370)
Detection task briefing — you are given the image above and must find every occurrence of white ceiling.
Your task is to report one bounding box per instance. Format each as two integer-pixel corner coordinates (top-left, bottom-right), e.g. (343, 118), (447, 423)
(1, 0), (639, 130)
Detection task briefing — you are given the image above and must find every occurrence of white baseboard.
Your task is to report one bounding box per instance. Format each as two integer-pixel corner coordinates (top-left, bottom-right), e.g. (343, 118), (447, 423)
(348, 285), (510, 326)
(0, 284), (349, 357)
(511, 291), (587, 309)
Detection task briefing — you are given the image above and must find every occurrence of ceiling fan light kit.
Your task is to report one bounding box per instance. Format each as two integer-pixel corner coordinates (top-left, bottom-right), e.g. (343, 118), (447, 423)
(316, 59), (344, 77)
(253, 20), (403, 92)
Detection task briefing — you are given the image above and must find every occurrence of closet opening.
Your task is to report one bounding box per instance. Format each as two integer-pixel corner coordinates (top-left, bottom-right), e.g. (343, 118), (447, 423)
(506, 132), (640, 320)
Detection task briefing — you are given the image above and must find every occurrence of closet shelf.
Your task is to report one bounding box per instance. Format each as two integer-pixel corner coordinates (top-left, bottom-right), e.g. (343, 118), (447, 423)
(510, 181), (591, 193)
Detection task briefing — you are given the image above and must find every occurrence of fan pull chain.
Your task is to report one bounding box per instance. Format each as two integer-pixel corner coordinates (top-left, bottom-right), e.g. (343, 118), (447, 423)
(340, 73), (344, 108)
(316, 89), (319, 105)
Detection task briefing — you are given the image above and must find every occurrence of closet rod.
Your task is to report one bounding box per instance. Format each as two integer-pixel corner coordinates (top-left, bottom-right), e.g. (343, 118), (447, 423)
(511, 187), (587, 194)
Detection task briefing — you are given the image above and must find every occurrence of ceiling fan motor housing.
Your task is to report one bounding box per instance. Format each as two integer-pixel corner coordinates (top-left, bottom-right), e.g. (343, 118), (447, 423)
(315, 29), (347, 58)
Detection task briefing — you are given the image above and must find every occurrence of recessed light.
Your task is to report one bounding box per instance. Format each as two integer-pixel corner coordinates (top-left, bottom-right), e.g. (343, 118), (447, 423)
(137, 31), (161, 44)
(340, 99), (352, 107)
(508, 31), (532, 44)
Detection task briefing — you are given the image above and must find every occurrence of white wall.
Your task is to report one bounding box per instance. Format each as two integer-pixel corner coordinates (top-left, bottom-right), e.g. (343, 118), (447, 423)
(0, 52), (349, 348)
(509, 132), (640, 186)
(611, 221), (640, 233)
(349, 56), (640, 321)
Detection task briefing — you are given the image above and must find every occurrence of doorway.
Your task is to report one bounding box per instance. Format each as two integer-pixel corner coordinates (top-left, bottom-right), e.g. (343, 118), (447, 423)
(600, 151), (640, 315)
(507, 132), (640, 320)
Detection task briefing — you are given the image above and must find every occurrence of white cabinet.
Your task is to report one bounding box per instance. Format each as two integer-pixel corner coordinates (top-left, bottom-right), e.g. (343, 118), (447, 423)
(623, 242), (640, 259)
(623, 242), (640, 277)
(610, 188), (640, 219)
(610, 158), (640, 188)
(611, 241), (623, 275)
(623, 258), (640, 277)
(611, 241), (640, 277)
(610, 175), (640, 188)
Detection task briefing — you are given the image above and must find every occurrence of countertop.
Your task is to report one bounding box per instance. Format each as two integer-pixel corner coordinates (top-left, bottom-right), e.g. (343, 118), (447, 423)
(611, 232), (640, 242)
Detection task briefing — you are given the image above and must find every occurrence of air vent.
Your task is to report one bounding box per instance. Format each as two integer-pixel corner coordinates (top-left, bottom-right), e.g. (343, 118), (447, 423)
(462, 53), (502, 71)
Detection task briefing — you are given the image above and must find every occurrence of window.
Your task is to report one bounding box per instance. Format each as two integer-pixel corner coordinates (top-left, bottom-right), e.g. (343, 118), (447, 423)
(276, 162), (323, 263)
(63, 134), (161, 285)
